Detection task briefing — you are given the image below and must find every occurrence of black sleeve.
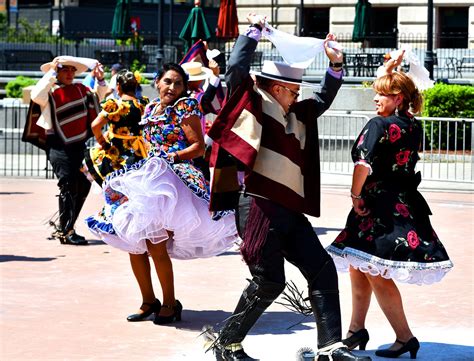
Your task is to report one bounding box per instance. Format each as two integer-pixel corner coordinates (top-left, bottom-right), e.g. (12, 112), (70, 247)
(200, 83), (218, 114)
(291, 71), (343, 123)
(225, 35), (258, 95)
(310, 71), (343, 118)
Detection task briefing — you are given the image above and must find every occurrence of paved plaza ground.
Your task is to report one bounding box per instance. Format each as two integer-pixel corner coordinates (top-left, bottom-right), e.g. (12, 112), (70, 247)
(0, 177), (473, 360)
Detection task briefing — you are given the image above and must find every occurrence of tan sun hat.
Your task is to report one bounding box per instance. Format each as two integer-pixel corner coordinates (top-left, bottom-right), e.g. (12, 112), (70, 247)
(40, 56), (97, 76)
(181, 61), (213, 82)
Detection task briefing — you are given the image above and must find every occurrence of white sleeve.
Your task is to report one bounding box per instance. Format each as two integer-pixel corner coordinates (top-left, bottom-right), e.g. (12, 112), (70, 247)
(30, 70), (56, 107)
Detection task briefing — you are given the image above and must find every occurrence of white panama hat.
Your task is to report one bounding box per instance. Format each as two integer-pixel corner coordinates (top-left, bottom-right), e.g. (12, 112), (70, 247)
(251, 60), (317, 88)
(40, 56), (96, 76)
(181, 62), (214, 82)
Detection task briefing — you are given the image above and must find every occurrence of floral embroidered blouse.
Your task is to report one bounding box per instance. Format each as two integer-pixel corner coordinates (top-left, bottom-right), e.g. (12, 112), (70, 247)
(142, 97), (202, 157)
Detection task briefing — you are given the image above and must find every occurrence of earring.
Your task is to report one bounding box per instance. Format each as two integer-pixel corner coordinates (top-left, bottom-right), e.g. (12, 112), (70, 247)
(395, 107), (399, 116)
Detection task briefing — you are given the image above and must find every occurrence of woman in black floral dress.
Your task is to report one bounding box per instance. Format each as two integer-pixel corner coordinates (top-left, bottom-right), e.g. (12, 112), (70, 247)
(327, 71), (453, 359)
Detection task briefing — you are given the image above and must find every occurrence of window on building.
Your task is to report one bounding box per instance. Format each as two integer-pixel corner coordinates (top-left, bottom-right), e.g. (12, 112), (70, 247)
(369, 7), (398, 48)
(437, 7), (468, 48)
(303, 7), (329, 38)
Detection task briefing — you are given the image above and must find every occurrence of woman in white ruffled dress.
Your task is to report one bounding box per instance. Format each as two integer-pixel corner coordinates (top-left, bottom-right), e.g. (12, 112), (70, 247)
(87, 63), (238, 325)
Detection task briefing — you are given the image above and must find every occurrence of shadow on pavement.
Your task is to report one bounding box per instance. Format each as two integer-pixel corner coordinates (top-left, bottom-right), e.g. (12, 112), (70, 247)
(0, 254), (56, 262)
(172, 309), (313, 334)
(216, 250), (240, 256)
(0, 192), (33, 195)
(85, 239), (106, 246)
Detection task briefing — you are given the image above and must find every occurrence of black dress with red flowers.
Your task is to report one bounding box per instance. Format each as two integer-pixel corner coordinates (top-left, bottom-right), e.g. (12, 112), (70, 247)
(327, 113), (453, 285)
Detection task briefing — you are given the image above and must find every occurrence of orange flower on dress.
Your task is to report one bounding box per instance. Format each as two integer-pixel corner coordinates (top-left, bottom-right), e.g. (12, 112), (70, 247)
(119, 101), (131, 116)
(116, 127), (131, 136)
(107, 145), (120, 161)
(102, 99), (118, 113)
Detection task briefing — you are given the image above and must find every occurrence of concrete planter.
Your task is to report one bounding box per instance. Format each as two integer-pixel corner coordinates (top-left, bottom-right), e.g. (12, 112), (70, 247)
(22, 85), (36, 104)
(302, 86), (375, 112)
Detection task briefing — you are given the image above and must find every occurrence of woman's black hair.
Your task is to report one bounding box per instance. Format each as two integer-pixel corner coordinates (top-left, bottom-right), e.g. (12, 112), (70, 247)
(116, 69), (138, 95)
(154, 62), (189, 96)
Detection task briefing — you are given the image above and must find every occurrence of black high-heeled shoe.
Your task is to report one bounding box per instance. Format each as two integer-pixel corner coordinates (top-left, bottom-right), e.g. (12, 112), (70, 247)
(153, 299), (182, 325)
(343, 329), (370, 350)
(375, 337), (420, 359)
(126, 299), (161, 322)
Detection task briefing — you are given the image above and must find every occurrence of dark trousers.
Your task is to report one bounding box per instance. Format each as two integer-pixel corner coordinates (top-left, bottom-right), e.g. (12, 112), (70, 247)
(219, 194), (341, 348)
(237, 194), (338, 290)
(47, 147), (91, 234)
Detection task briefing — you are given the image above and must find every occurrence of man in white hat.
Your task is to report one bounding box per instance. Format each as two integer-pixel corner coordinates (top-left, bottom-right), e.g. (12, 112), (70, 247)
(204, 14), (371, 361)
(30, 56), (107, 245)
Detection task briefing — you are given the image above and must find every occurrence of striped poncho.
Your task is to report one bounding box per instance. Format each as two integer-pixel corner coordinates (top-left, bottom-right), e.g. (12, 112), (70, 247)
(208, 76), (338, 218)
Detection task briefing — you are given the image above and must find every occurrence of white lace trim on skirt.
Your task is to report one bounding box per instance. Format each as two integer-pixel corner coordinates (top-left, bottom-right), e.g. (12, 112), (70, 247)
(91, 156), (239, 259)
(326, 245), (453, 286)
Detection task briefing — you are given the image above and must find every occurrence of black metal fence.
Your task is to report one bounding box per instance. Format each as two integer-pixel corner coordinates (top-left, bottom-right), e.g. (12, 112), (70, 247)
(0, 99), (53, 177)
(241, 33), (474, 78)
(1, 32), (473, 78)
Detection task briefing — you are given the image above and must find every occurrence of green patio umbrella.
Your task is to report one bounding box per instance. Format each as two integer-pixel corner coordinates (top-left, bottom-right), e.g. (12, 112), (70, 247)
(111, 0), (131, 39)
(352, 0), (372, 42)
(179, 5), (212, 52)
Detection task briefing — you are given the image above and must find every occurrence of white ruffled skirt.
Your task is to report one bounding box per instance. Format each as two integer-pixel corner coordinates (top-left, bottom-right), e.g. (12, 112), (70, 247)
(86, 156), (239, 259)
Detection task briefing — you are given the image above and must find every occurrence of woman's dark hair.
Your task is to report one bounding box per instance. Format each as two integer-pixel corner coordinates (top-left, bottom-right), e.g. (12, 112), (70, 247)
(116, 69), (138, 95)
(154, 62), (189, 97)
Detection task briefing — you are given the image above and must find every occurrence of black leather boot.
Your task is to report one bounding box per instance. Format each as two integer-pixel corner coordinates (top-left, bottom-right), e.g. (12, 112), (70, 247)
(202, 326), (258, 361)
(211, 278), (284, 360)
(58, 182), (75, 236)
(217, 278), (285, 347)
(318, 344), (372, 361)
(310, 290), (371, 360)
(309, 289), (342, 348)
(63, 230), (88, 245)
(215, 345), (258, 360)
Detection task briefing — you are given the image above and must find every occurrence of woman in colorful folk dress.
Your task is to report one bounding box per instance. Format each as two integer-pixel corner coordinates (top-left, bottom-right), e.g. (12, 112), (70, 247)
(87, 63), (237, 325)
(326, 71), (453, 359)
(84, 69), (148, 186)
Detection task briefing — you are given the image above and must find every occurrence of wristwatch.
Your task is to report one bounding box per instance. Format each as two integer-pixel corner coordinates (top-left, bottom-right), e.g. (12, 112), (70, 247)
(329, 61), (343, 70)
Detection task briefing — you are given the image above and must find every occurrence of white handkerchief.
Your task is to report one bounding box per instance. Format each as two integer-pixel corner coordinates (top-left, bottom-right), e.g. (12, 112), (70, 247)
(262, 24), (342, 68)
(206, 49), (221, 60)
(391, 45), (434, 91)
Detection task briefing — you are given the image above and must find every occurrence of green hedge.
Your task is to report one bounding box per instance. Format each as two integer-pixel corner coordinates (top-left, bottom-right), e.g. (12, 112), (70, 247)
(5, 76), (38, 98)
(422, 83), (473, 151)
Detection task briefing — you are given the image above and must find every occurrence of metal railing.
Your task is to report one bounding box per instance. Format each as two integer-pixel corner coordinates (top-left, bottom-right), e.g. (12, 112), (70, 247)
(319, 112), (473, 183)
(1, 102), (472, 183)
(1, 32), (474, 78)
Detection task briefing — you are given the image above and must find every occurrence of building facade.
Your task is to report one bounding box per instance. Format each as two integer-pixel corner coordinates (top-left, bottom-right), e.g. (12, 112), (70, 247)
(235, 1), (474, 49)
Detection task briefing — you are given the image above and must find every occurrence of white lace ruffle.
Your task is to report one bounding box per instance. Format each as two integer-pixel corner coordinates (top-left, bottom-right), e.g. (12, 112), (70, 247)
(92, 156), (239, 259)
(327, 245), (453, 286)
